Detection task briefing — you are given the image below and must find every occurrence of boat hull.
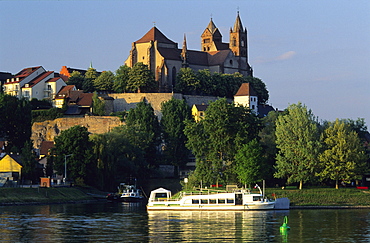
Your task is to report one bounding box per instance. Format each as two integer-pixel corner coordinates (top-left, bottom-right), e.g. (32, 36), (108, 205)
(147, 203), (275, 211)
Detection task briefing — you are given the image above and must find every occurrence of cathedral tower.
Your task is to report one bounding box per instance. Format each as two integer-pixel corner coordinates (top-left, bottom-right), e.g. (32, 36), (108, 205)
(201, 18), (223, 52)
(229, 11), (248, 62)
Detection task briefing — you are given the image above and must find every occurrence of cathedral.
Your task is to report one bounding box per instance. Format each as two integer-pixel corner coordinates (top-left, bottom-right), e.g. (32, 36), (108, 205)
(124, 12), (253, 92)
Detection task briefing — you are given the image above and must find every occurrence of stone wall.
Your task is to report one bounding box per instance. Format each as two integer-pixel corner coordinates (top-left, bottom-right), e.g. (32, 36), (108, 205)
(31, 93), (226, 149)
(31, 116), (123, 149)
(106, 93), (225, 119)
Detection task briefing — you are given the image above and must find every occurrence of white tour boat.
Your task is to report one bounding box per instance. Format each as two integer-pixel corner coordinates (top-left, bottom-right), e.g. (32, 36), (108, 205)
(147, 185), (289, 211)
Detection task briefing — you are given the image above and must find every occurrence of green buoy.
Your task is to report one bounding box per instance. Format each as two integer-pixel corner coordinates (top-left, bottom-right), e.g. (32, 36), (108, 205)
(280, 216), (290, 232)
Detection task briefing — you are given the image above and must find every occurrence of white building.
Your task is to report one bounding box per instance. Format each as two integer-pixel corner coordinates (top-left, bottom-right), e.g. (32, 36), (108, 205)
(234, 83), (258, 114)
(3, 66), (66, 101)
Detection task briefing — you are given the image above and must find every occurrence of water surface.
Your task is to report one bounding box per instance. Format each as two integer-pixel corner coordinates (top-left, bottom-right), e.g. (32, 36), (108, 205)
(0, 202), (369, 242)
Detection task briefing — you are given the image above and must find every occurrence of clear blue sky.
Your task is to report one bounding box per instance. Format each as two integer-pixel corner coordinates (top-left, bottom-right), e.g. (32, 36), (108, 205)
(1, 0), (369, 128)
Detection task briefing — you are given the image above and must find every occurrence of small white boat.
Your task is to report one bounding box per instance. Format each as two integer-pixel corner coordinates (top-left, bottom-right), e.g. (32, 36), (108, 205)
(120, 184), (144, 202)
(147, 185), (289, 211)
(107, 183), (144, 202)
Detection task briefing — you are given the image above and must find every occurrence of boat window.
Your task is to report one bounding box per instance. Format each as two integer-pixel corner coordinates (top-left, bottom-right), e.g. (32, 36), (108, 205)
(218, 199), (225, 204)
(209, 199), (216, 204)
(253, 196), (262, 201)
(155, 193), (167, 198)
(201, 199), (208, 204)
(227, 199), (234, 204)
(192, 199), (199, 204)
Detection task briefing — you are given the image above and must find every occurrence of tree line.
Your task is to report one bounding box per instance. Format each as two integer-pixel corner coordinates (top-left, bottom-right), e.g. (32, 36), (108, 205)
(47, 99), (369, 191)
(1, 64), (369, 190)
(67, 63), (269, 101)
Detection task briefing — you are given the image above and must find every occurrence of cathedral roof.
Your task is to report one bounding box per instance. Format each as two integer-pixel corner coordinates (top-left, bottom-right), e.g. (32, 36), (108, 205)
(235, 83), (257, 96)
(207, 50), (231, 65)
(135, 27), (176, 44)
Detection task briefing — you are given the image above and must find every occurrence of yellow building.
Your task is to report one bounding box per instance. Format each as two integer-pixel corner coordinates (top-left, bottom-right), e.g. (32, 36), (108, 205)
(0, 154), (23, 185)
(125, 12), (252, 92)
(191, 104), (209, 122)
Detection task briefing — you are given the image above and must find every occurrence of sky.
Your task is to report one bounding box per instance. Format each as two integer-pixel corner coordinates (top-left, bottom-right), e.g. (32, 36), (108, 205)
(1, 0), (369, 128)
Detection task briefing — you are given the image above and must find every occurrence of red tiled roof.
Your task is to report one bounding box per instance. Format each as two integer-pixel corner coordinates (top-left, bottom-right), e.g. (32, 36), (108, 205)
(135, 27), (176, 44)
(77, 92), (93, 106)
(67, 90), (93, 107)
(55, 85), (76, 99)
(235, 83), (257, 96)
(40, 141), (54, 155)
(24, 71), (53, 88)
(46, 77), (60, 83)
(15, 66), (42, 78)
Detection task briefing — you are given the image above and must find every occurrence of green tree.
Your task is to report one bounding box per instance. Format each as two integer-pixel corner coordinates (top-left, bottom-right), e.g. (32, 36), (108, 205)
(83, 67), (99, 92)
(258, 110), (280, 182)
(91, 131), (145, 191)
(67, 71), (85, 90)
(184, 98), (262, 186)
(196, 69), (212, 95)
(318, 119), (368, 189)
(113, 65), (131, 93)
(50, 126), (94, 185)
(92, 92), (105, 116)
(174, 68), (199, 95)
(127, 62), (156, 93)
(123, 101), (160, 166)
(0, 93), (32, 152)
(235, 139), (265, 187)
(20, 140), (38, 182)
(160, 98), (192, 175)
(274, 103), (321, 189)
(93, 70), (114, 92)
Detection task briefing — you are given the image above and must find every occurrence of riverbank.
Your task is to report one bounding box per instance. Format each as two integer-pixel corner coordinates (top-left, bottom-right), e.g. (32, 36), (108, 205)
(0, 186), (106, 206)
(265, 187), (370, 207)
(1, 186), (369, 207)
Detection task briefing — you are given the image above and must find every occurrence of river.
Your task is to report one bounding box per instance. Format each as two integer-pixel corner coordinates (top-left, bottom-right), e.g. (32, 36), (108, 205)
(0, 202), (369, 242)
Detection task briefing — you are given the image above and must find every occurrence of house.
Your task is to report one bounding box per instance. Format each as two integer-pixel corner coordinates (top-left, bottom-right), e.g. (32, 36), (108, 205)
(2, 66), (66, 101)
(234, 83), (258, 114)
(191, 104), (209, 122)
(54, 87), (93, 115)
(125, 12), (252, 92)
(0, 153), (22, 186)
(54, 85), (77, 108)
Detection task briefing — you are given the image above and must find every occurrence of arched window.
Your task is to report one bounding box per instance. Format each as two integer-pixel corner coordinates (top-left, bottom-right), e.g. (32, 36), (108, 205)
(232, 38), (236, 47)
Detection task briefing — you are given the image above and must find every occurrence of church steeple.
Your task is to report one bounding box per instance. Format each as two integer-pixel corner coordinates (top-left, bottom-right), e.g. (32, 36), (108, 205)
(181, 34), (189, 67)
(229, 11), (248, 59)
(201, 18), (222, 52)
(232, 11), (244, 32)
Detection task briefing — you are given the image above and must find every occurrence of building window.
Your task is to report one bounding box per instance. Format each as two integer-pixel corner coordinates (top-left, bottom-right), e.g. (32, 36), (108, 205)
(232, 38), (236, 46)
(229, 60), (233, 65)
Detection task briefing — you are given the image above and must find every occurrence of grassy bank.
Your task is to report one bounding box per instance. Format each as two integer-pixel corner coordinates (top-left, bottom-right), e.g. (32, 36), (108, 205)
(0, 187), (98, 205)
(265, 187), (370, 206)
(1, 186), (369, 207)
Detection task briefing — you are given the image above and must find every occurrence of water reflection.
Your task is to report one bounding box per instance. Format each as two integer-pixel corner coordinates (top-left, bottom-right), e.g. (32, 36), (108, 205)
(148, 210), (288, 242)
(0, 203), (369, 242)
